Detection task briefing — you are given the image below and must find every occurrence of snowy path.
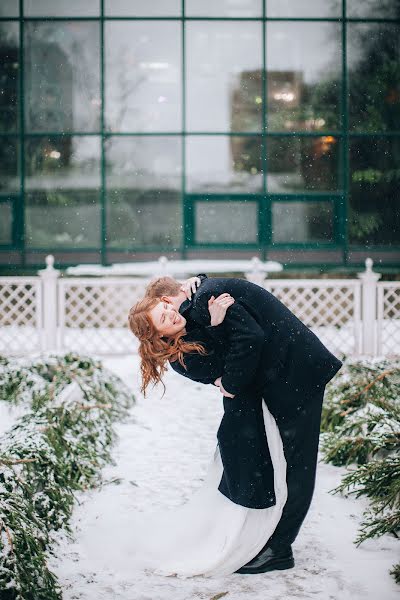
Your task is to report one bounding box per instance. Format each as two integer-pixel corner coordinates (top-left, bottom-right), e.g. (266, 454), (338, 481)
(49, 356), (399, 600)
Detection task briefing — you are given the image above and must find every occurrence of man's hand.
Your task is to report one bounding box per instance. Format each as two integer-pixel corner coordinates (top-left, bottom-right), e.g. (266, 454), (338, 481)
(180, 276), (201, 300)
(214, 377), (235, 398)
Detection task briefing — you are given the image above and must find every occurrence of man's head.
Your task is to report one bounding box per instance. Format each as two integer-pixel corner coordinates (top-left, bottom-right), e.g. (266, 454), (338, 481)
(145, 276), (187, 311)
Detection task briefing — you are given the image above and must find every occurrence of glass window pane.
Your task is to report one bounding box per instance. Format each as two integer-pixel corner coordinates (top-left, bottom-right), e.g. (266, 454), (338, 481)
(0, 137), (19, 192)
(0, 202), (13, 244)
(186, 0), (262, 17)
(195, 201), (258, 243)
(272, 201), (334, 243)
(266, 22), (342, 132)
(347, 1), (399, 18)
(24, 0), (99, 16)
(348, 23), (400, 133)
(25, 136), (101, 248)
(105, 0), (180, 16)
(349, 137), (400, 246)
(186, 22), (263, 132)
(24, 22), (100, 133)
(186, 136), (263, 193)
(0, 23), (19, 132)
(267, 0), (341, 17)
(0, 1), (19, 17)
(106, 136), (182, 249)
(267, 136), (340, 193)
(105, 22), (181, 133)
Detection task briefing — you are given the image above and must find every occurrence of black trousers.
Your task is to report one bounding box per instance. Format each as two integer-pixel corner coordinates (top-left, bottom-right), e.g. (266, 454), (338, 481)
(258, 384), (326, 552)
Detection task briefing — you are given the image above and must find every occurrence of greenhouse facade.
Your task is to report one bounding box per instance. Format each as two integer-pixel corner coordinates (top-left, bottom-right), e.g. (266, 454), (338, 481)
(0, 0), (399, 272)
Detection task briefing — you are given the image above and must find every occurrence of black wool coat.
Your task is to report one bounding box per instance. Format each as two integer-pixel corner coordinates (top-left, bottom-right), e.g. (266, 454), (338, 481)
(170, 275), (342, 509)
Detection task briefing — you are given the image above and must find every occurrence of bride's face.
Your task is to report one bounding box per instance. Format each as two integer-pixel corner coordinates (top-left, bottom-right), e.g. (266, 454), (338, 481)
(149, 300), (186, 337)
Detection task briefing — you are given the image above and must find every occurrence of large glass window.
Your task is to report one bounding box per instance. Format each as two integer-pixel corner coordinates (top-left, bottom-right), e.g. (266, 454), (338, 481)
(347, 1), (399, 18)
(195, 200), (259, 244)
(0, 138), (19, 192)
(0, 23), (19, 133)
(349, 137), (400, 246)
(105, 22), (181, 133)
(24, 136), (101, 248)
(186, 136), (263, 193)
(186, 22), (263, 132)
(267, 136), (341, 193)
(348, 23), (400, 132)
(0, 1), (19, 17)
(105, 1), (180, 16)
(24, 22), (100, 133)
(0, 201), (13, 244)
(272, 201), (335, 243)
(266, 22), (342, 132)
(24, 1), (99, 16)
(106, 136), (182, 248)
(267, 0), (341, 18)
(186, 0), (262, 17)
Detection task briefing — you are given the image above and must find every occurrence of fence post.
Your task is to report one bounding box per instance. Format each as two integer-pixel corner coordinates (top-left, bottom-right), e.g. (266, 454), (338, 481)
(357, 257), (381, 356)
(39, 255), (60, 351)
(245, 257), (266, 286)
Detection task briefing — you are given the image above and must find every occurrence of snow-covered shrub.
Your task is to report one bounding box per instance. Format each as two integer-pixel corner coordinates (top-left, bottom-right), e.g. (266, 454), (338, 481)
(0, 354), (135, 600)
(321, 359), (400, 584)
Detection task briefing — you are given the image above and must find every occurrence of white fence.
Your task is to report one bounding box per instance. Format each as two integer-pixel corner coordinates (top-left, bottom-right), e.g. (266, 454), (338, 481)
(0, 256), (399, 358)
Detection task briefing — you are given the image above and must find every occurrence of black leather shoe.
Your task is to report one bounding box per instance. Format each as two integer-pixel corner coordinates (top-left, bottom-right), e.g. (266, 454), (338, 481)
(234, 546), (294, 575)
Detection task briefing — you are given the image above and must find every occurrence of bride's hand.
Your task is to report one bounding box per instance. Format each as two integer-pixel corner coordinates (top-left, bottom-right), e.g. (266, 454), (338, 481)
(180, 276), (201, 300)
(208, 293), (235, 326)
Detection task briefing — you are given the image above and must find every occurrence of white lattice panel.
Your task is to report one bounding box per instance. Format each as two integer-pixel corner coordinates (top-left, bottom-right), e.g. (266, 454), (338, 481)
(0, 278), (42, 354)
(262, 280), (362, 357)
(377, 283), (400, 356)
(58, 278), (148, 354)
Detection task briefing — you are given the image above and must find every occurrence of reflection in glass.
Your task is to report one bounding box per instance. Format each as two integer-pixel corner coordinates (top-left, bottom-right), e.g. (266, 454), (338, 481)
(24, 22), (100, 132)
(267, 0), (341, 17)
(25, 136), (101, 248)
(186, 136), (263, 193)
(106, 137), (182, 248)
(186, 0), (261, 17)
(0, 203), (12, 244)
(0, 23), (19, 132)
(349, 137), (400, 245)
(272, 201), (334, 243)
(0, 138), (19, 192)
(266, 22), (341, 132)
(105, 0), (180, 16)
(24, 0), (99, 16)
(105, 22), (181, 133)
(195, 201), (258, 244)
(267, 136), (340, 193)
(186, 22), (263, 132)
(0, 1), (18, 17)
(347, 0), (399, 18)
(348, 23), (400, 132)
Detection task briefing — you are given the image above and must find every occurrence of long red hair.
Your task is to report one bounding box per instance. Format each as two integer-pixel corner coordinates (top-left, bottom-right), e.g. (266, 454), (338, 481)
(128, 296), (207, 397)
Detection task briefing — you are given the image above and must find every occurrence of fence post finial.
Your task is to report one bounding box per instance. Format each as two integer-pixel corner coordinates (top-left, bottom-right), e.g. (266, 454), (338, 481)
(245, 256), (266, 286)
(357, 257), (381, 356)
(39, 255), (60, 352)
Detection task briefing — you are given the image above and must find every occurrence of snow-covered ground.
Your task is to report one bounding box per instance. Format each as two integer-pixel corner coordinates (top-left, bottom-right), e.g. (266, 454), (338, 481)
(42, 354), (399, 600)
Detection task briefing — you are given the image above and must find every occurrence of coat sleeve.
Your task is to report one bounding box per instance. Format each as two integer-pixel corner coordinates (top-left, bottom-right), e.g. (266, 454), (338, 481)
(169, 329), (224, 386)
(193, 295), (265, 396)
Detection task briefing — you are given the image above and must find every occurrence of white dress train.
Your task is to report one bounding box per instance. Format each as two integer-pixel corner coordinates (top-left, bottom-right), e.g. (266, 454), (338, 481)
(132, 400), (288, 578)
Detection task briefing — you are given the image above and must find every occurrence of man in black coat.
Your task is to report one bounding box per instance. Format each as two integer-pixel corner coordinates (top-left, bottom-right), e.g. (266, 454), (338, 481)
(149, 274), (342, 574)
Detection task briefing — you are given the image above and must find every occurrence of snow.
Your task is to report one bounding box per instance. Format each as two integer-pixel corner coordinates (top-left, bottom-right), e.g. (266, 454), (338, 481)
(65, 257), (283, 277)
(42, 354), (399, 600)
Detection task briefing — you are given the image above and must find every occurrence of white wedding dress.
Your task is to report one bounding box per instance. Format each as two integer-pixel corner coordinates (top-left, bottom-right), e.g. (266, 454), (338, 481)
(131, 399), (288, 578)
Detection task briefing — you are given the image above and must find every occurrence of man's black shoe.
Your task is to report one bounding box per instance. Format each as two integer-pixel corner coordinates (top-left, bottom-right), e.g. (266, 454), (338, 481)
(234, 546), (294, 575)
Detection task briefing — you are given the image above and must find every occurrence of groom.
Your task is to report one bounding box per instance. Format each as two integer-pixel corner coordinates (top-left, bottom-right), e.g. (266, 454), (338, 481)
(145, 274), (342, 574)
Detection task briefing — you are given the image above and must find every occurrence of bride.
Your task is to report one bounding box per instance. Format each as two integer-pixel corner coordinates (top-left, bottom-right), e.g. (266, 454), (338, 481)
(127, 283), (288, 578)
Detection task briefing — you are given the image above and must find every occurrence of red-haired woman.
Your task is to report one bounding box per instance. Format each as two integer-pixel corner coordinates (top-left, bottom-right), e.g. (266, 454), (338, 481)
(127, 283), (288, 578)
